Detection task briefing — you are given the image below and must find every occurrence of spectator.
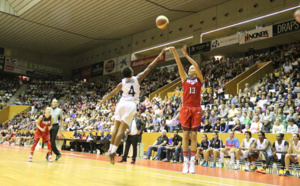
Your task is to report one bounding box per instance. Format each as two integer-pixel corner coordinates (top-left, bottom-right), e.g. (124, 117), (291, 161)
(248, 131), (272, 173)
(234, 131), (256, 171)
(286, 118), (298, 134)
(195, 134), (210, 165)
(219, 119), (229, 133)
(283, 134), (300, 176)
(145, 130), (168, 160)
(250, 116), (262, 133)
(203, 132), (223, 167)
(272, 118), (286, 134)
(269, 133), (288, 175)
(162, 131), (182, 162)
(219, 131), (240, 168)
(242, 112), (251, 127)
(261, 121), (272, 133)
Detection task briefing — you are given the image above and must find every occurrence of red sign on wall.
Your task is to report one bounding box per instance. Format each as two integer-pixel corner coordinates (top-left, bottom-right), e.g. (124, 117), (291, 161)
(131, 53), (165, 68)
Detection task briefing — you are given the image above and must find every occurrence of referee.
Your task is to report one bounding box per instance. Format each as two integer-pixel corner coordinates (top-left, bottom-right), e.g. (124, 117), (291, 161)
(118, 111), (145, 164)
(48, 99), (63, 161)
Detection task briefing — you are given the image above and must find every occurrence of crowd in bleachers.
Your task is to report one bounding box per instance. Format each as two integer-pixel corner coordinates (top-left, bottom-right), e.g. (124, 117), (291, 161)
(0, 75), (21, 108)
(1, 42), (300, 176)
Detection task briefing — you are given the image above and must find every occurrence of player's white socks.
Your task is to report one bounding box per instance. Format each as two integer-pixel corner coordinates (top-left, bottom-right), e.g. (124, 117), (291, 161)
(230, 152), (235, 164)
(236, 160), (240, 166)
(183, 156), (189, 162)
(220, 152), (224, 162)
(111, 145), (118, 153)
(109, 144), (113, 152)
(190, 155), (195, 162)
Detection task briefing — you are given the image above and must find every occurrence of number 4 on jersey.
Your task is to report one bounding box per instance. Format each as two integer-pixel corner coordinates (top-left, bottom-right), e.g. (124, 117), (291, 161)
(129, 85), (136, 97)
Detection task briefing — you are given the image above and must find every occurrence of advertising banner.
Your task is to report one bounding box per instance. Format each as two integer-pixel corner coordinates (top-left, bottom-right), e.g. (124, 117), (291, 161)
(92, 61), (104, 77)
(117, 54), (131, 72)
(131, 53), (165, 68)
(211, 34), (239, 50)
(273, 19), (300, 36)
(72, 68), (82, 80)
(27, 62), (64, 74)
(4, 58), (28, 74)
(165, 48), (184, 61)
(0, 56), (5, 71)
(189, 42), (211, 55)
(239, 26), (273, 44)
(81, 65), (92, 79)
(103, 58), (117, 75)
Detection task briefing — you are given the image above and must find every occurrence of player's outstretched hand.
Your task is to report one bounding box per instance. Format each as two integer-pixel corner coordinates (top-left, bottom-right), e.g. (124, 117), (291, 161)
(182, 45), (187, 56)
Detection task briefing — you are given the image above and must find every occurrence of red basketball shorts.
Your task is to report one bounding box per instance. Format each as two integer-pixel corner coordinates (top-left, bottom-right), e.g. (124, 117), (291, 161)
(179, 106), (203, 131)
(34, 132), (50, 142)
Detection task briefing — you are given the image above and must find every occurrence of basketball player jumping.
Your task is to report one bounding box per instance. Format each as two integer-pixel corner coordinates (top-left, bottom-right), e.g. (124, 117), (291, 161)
(28, 107), (54, 162)
(99, 48), (166, 165)
(168, 45), (204, 174)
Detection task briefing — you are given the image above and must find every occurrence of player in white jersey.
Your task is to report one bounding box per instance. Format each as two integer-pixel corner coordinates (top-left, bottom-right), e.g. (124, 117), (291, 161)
(284, 133), (300, 177)
(99, 48), (166, 164)
(234, 131), (255, 170)
(269, 133), (288, 175)
(248, 131), (272, 174)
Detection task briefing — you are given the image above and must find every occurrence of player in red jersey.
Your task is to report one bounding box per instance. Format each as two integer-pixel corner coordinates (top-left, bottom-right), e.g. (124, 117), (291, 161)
(28, 107), (54, 162)
(168, 45), (204, 174)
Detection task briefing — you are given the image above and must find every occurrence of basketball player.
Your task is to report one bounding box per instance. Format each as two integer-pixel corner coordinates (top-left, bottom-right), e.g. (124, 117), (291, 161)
(28, 107), (53, 162)
(168, 45), (204, 174)
(99, 48), (166, 165)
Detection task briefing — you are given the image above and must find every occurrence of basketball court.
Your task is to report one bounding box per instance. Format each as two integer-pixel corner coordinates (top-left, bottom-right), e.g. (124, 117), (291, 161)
(0, 145), (296, 186)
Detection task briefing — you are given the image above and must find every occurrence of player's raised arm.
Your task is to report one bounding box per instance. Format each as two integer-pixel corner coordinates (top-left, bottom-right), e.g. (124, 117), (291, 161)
(36, 116), (44, 132)
(137, 48), (166, 84)
(182, 45), (204, 83)
(99, 83), (123, 105)
(168, 47), (188, 83)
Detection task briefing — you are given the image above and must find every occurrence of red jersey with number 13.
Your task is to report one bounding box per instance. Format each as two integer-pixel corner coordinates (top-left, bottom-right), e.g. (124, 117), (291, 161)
(182, 77), (202, 107)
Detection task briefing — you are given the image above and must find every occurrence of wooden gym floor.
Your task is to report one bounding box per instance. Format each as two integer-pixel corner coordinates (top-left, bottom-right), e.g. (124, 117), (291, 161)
(0, 145), (297, 186)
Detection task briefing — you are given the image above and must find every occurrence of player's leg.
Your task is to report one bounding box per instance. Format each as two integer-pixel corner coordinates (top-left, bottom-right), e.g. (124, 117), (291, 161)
(29, 136), (40, 162)
(211, 149), (220, 168)
(44, 138), (53, 162)
(229, 148), (236, 164)
(182, 130), (190, 173)
(109, 120), (121, 152)
(108, 121), (128, 165)
(284, 154), (297, 176)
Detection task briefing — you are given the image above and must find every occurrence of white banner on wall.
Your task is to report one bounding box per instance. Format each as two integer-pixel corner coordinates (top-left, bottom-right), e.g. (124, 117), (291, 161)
(117, 54), (131, 72)
(4, 58), (28, 74)
(165, 48), (184, 61)
(239, 26), (273, 44)
(103, 58), (117, 75)
(211, 34), (239, 49)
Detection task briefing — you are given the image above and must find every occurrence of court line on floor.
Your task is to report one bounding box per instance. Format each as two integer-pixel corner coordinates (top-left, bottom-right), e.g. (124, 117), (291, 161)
(69, 155), (280, 186)
(0, 145), (279, 186)
(0, 160), (235, 186)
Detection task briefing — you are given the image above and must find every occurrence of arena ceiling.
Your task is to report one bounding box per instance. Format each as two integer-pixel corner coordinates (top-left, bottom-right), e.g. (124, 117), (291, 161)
(0, 0), (230, 56)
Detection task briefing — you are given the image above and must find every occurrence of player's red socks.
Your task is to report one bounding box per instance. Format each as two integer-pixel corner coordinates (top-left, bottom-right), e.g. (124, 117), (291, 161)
(47, 141), (52, 155)
(183, 151), (188, 158)
(190, 151), (196, 157)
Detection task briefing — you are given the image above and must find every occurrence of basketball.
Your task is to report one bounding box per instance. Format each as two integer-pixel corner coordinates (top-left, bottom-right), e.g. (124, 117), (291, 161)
(294, 9), (300, 23)
(156, 15), (169, 30)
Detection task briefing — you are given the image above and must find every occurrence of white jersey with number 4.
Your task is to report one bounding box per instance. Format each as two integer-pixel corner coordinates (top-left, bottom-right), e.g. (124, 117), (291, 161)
(120, 76), (140, 104)
(115, 76), (140, 125)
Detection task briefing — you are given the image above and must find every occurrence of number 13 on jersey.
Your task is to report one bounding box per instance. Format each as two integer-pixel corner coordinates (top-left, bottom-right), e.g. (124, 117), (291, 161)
(189, 87), (195, 94)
